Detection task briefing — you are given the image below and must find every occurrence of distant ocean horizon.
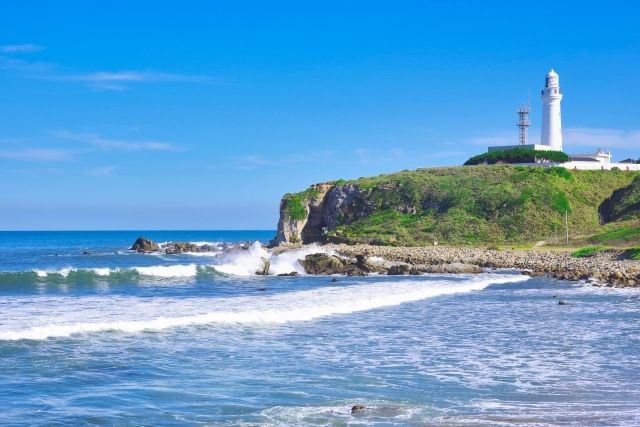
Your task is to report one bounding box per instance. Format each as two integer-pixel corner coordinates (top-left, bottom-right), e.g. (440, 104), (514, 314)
(1, 230), (639, 425)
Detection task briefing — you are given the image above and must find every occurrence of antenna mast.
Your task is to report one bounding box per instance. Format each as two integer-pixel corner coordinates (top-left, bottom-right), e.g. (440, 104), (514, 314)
(517, 101), (531, 146)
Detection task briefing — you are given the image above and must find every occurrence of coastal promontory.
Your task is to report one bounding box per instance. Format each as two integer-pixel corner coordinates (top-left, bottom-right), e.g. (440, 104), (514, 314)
(272, 165), (640, 247)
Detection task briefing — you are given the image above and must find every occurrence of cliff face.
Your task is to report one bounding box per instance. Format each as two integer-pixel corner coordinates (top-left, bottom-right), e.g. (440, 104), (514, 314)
(270, 183), (375, 246)
(273, 166), (640, 246)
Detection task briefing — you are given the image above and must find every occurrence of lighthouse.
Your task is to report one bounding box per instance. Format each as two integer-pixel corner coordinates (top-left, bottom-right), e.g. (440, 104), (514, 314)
(541, 69), (563, 151)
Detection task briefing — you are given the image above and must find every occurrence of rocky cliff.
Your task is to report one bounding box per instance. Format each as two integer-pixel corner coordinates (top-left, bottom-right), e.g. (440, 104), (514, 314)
(270, 182), (375, 245)
(272, 165), (640, 246)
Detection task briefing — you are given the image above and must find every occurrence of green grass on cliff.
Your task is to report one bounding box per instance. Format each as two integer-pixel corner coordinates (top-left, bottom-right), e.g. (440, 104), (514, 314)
(282, 187), (320, 221)
(313, 165), (639, 245)
(588, 225), (640, 245)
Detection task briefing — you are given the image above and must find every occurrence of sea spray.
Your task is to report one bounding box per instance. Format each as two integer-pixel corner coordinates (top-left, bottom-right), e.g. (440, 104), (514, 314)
(214, 242), (333, 276)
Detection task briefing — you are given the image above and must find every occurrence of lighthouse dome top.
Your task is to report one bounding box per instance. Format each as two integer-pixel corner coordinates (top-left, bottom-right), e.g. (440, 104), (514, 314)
(545, 69), (560, 87)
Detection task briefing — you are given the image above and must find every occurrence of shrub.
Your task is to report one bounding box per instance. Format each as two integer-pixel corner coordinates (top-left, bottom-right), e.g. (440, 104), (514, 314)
(571, 246), (603, 258)
(464, 148), (569, 166)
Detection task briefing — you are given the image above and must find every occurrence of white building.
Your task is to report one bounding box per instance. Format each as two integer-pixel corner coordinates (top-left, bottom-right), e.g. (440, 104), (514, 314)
(487, 69), (640, 170)
(540, 69), (563, 151)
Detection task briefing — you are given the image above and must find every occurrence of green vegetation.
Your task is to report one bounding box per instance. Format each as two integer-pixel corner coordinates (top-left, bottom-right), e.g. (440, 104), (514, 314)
(464, 148), (569, 166)
(589, 226), (640, 245)
(571, 246), (604, 258)
(302, 165), (640, 245)
(282, 187), (320, 221)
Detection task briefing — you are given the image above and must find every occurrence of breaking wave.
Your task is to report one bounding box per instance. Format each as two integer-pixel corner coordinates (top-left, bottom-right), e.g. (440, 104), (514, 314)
(0, 274), (529, 340)
(215, 242), (332, 276)
(0, 242), (332, 284)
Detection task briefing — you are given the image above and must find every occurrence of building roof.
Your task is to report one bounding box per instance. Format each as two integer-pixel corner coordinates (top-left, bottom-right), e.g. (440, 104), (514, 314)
(569, 156), (599, 162)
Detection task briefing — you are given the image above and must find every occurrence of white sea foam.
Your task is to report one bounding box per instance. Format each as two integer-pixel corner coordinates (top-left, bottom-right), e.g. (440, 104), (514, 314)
(214, 241), (268, 276)
(26, 243), (331, 279)
(132, 264), (199, 278)
(214, 241), (332, 276)
(33, 267), (76, 278)
(0, 274), (529, 340)
(189, 241), (221, 247)
(182, 250), (222, 257)
(268, 244), (334, 275)
(91, 267), (114, 276)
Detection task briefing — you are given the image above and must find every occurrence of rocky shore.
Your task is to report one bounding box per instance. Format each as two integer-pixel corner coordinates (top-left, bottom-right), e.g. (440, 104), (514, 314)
(128, 236), (640, 287)
(315, 243), (640, 288)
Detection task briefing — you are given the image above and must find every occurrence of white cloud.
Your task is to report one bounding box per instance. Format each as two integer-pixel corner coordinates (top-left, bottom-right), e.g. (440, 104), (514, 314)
(52, 70), (209, 91)
(464, 133), (518, 147)
(50, 130), (182, 152)
(354, 147), (405, 165)
(0, 148), (71, 161)
(421, 150), (467, 160)
(229, 150), (335, 170)
(230, 154), (273, 170)
(462, 127), (640, 151)
(0, 44), (44, 54)
(0, 49), (213, 91)
(564, 128), (640, 149)
(87, 166), (117, 176)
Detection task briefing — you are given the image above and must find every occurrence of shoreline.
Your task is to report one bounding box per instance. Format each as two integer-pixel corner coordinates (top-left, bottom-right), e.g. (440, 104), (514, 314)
(282, 243), (640, 288)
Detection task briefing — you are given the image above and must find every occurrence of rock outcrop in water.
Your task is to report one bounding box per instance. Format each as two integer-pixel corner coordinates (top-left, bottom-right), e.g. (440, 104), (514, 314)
(131, 237), (160, 252)
(164, 242), (201, 254)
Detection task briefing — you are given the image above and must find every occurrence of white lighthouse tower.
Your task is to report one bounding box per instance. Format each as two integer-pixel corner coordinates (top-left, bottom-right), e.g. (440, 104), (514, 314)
(541, 69), (563, 151)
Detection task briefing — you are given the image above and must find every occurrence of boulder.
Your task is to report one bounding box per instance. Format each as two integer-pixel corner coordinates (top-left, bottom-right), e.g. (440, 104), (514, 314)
(256, 258), (271, 275)
(387, 264), (417, 275)
(301, 253), (346, 275)
(130, 237), (159, 252)
(165, 242), (201, 254)
(423, 262), (482, 274)
(277, 271), (300, 277)
(351, 405), (366, 414)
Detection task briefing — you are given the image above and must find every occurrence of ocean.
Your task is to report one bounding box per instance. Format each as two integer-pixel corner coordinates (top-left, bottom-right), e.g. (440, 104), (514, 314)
(0, 230), (639, 426)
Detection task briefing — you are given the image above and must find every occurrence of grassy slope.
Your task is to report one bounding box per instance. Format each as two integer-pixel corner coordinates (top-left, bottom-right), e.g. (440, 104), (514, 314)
(317, 165), (639, 245)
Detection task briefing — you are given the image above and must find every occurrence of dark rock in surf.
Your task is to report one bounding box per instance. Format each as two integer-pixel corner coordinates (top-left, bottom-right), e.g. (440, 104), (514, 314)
(165, 242), (201, 254)
(277, 271), (299, 276)
(301, 253), (347, 275)
(256, 258), (270, 275)
(387, 264), (417, 275)
(130, 237), (159, 252)
(351, 404), (366, 414)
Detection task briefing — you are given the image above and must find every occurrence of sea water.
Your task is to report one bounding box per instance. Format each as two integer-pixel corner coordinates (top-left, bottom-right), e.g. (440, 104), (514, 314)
(0, 231), (639, 426)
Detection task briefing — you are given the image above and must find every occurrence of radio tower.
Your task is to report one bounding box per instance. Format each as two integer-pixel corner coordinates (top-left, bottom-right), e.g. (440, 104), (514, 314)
(517, 101), (531, 146)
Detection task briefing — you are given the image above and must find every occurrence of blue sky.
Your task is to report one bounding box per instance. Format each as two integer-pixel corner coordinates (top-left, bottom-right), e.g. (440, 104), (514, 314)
(1, 1), (639, 230)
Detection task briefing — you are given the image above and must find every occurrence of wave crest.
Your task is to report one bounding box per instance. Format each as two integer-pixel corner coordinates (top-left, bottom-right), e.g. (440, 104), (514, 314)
(0, 274), (529, 340)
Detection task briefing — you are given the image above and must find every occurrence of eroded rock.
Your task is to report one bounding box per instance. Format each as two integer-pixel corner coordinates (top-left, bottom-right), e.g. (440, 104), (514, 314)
(130, 237), (159, 252)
